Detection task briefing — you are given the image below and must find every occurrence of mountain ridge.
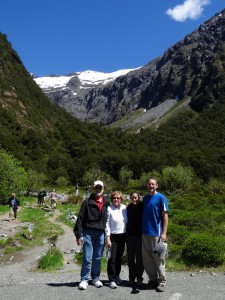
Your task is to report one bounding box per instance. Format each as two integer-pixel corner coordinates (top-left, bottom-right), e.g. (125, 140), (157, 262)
(34, 8), (225, 127)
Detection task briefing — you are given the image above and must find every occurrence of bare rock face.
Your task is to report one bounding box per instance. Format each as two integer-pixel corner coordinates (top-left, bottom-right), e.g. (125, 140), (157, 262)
(37, 9), (225, 124)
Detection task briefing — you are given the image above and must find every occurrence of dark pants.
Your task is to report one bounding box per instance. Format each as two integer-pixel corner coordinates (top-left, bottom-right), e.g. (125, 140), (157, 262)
(107, 233), (126, 282)
(126, 234), (144, 281)
(9, 207), (17, 219)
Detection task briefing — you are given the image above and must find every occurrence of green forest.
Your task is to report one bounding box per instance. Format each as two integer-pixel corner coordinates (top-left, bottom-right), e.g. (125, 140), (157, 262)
(1, 32), (225, 190)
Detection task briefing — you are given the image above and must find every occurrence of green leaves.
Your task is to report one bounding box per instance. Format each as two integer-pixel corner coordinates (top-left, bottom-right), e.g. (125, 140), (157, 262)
(182, 233), (225, 267)
(0, 148), (27, 202)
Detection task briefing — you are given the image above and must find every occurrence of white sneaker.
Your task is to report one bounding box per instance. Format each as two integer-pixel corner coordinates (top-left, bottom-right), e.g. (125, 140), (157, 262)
(109, 281), (117, 289)
(78, 280), (88, 290)
(115, 276), (122, 285)
(92, 278), (103, 288)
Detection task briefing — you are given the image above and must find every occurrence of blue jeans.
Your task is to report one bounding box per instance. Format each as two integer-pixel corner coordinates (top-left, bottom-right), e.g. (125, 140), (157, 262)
(81, 229), (105, 281)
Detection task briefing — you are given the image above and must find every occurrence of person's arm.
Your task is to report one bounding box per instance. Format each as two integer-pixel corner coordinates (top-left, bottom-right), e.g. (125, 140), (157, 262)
(161, 211), (168, 241)
(74, 201), (86, 245)
(105, 208), (112, 247)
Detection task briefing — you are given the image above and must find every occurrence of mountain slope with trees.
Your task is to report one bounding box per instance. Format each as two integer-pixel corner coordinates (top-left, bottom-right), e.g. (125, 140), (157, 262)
(0, 18), (225, 190)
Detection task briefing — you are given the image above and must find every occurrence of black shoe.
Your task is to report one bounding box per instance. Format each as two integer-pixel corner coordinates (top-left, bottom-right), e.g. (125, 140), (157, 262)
(148, 280), (158, 289)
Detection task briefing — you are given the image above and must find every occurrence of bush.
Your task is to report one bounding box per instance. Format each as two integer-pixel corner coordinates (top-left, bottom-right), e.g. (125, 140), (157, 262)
(38, 247), (64, 271)
(182, 233), (225, 267)
(168, 222), (190, 245)
(65, 194), (83, 205)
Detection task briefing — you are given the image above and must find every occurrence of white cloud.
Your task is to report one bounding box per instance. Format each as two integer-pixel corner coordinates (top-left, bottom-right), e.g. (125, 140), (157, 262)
(166, 0), (210, 22)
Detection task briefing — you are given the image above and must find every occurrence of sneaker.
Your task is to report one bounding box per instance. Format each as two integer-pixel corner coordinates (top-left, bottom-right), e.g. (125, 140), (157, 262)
(109, 281), (117, 289)
(78, 280), (88, 290)
(115, 276), (122, 285)
(92, 278), (103, 288)
(156, 281), (166, 292)
(148, 280), (158, 289)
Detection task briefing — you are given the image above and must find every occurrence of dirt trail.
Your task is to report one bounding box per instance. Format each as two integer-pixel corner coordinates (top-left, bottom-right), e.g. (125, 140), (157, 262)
(0, 206), (81, 274)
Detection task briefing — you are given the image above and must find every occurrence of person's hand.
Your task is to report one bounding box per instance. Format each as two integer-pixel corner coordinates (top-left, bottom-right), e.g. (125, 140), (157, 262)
(76, 238), (83, 246)
(160, 233), (167, 241)
(106, 236), (112, 247)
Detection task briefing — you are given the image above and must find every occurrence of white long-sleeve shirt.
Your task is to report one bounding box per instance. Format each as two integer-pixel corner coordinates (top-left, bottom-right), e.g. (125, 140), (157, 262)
(105, 204), (127, 236)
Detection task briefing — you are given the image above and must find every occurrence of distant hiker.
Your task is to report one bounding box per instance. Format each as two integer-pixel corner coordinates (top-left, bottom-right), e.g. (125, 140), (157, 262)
(37, 189), (46, 205)
(74, 180), (109, 290)
(50, 189), (58, 208)
(85, 184), (90, 200)
(8, 193), (20, 220)
(75, 183), (79, 196)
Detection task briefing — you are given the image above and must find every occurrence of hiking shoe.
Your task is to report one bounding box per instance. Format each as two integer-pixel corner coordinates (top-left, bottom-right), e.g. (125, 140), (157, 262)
(92, 278), (103, 288)
(78, 280), (88, 290)
(115, 276), (122, 285)
(156, 281), (166, 292)
(109, 281), (117, 289)
(148, 280), (158, 289)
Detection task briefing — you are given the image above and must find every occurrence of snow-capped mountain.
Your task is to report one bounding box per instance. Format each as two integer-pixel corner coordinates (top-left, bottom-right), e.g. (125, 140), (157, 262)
(34, 69), (138, 90)
(33, 9), (225, 125)
(34, 69), (139, 121)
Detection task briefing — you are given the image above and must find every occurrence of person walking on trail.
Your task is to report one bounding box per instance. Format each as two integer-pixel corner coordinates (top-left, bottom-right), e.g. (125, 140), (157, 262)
(50, 189), (58, 208)
(74, 180), (109, 290)
(8, 193), (20, 220)
(142, 178), (169, 292)
(37, 189), (46, 205)
(75, 183), (79, 196)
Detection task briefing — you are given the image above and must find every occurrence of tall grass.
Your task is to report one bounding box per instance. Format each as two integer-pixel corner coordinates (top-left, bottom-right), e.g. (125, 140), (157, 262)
(37, 248), (64, 271)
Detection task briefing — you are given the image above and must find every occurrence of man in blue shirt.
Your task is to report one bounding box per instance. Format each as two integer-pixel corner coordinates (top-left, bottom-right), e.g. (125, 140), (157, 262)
(142, 178), (169, 292)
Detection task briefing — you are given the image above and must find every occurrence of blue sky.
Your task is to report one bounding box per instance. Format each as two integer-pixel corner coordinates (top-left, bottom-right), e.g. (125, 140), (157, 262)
(1, 0), (224, 77)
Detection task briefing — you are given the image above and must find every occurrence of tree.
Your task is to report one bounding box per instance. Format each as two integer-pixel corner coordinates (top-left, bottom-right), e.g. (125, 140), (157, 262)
(119, 167), (133, 188)
(82, 167), (116, 192)
(0, 148), (27, 203)
(26, 169), (47, 194)
(161, 164), (195, 193)
(56, 176), (69, 187)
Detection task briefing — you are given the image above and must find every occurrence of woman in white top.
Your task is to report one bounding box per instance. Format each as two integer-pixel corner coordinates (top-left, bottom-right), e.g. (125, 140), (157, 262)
(106, 191), (127, 289)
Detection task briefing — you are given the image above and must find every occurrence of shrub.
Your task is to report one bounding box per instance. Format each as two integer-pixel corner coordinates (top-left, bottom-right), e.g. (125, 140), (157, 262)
(182, 233), (225, 267)
(38, 247), (64, 271)
(168, 222), (190, 245)
(65, 194), (83, 205)
(161, 164), (195, 193)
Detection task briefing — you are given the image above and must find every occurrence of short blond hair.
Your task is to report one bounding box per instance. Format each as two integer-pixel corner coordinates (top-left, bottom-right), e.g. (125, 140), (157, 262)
(111, 191), (124, 202)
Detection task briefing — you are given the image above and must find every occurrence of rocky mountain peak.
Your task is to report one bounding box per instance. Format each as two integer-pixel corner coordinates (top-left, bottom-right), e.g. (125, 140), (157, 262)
(34, 8), (225, 125)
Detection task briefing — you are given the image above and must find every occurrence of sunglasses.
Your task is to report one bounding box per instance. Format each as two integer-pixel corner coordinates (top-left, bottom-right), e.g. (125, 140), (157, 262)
(95, 186), (103, 189)
(113, 197), (121, 200)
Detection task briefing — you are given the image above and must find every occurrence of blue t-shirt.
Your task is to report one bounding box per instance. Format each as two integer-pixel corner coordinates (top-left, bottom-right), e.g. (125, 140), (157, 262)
(142, 192), (169, 236)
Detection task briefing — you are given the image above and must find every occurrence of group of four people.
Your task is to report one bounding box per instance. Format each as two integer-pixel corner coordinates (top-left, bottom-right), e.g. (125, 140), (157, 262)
(74, 178), (169, 292)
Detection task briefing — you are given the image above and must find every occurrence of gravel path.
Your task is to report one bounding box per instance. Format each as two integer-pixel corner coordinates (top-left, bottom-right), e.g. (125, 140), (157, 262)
(0, 208), (225, 299)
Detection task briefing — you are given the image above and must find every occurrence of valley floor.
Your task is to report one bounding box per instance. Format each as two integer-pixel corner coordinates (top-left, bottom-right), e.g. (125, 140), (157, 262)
(0, 206), (225, 300)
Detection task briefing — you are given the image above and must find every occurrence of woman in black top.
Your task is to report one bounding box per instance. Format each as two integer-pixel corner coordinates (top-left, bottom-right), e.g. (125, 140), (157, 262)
(126, 192), (144, 286)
